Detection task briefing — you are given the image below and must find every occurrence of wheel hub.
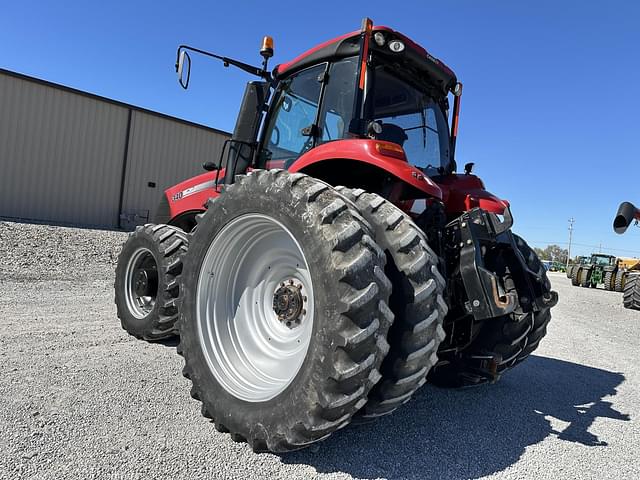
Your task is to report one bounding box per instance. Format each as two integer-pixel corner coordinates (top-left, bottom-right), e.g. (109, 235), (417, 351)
(133, 269), (155, 297)
(273, 279), (306, 327)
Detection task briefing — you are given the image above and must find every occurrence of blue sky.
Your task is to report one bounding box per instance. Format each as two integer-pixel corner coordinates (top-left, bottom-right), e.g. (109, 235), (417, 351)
(2, 1), (639, 257)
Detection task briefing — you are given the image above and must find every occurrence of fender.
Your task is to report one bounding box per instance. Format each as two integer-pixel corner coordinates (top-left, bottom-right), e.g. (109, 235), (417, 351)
(436, 174), (509, 215)
(289, 139), (443, 200)
(163, 170), (222, 221)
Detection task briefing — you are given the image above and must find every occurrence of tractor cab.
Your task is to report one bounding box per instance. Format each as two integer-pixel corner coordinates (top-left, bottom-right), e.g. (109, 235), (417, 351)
(257, 24), (456, 180)
(590, 254), (616, 267)
(173, 19), (501, 212)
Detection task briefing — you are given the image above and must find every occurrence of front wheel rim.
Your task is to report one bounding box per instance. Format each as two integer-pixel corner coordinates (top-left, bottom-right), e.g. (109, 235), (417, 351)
(124, 247), (158, 319)
(196, 213), (315, 403)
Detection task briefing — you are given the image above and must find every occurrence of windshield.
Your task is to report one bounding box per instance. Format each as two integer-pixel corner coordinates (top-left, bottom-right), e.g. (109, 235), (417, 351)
(592, 255), (614, 266)
(370, 66), (451, 176)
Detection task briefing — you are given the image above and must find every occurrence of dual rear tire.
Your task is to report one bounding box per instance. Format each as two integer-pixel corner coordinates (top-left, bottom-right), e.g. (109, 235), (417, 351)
(114, 170), (554, 451)
(179, 171), (400, 451)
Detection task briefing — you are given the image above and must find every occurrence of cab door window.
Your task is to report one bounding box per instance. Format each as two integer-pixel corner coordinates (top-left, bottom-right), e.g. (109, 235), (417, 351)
(317, 57), (358, 144)
(262, 64), (325, 168)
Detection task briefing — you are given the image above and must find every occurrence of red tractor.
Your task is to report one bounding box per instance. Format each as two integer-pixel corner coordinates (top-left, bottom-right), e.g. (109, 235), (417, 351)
(114, 19), (557, 452)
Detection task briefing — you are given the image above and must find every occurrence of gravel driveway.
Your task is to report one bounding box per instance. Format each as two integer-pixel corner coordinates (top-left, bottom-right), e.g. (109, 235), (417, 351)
(0, 222), (638, 479)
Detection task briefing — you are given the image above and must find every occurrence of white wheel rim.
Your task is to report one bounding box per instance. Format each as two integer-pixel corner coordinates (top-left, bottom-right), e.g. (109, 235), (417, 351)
(124, 247), (158, 319)
(196, 213), (315, 402)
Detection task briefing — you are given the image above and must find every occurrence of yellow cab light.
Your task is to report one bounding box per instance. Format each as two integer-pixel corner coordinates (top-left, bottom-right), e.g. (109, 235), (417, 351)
(375, 141), (406, 160)
(261, 36), (274, 58)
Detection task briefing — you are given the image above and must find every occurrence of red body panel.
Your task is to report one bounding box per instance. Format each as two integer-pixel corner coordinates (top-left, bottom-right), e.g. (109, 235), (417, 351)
(289, 139), (443, 200)
(436, 174), (509, 215)
(164, 171), (220, 221)
(162, 155), (508, 222)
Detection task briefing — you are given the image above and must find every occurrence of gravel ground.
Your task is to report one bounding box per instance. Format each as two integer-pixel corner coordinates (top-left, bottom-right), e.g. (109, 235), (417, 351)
(0, 221), (638, 479)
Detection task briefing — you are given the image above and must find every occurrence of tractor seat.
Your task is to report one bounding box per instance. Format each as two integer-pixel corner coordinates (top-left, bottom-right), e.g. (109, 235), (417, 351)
(378, 123), (408, 146)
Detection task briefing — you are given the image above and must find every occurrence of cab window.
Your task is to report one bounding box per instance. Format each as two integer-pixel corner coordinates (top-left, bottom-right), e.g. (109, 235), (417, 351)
(262, 64), (325, 168)
(317, 57), (358, 144)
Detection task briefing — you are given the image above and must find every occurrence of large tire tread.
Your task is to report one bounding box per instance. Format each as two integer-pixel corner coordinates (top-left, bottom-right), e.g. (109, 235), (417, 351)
(604, 271), (615, 291)
(178, 170), (393, 452)
(615, 271), (627, 292)
(114, 224), (188, 341)
(337, 187), (447, 420)
(623, 273), (640, 310)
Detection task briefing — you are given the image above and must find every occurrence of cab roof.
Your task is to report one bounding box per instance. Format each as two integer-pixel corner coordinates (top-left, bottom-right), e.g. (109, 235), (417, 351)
(273, 26), (457, 95)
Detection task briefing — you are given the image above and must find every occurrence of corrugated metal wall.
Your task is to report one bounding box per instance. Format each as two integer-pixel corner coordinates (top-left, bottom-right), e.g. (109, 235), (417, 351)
(119, 110), (228, 229)
(0, 69), (229, 229)
(0, 72), (129, 227)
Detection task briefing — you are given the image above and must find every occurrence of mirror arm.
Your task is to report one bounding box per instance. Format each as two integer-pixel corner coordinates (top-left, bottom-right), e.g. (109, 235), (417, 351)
(175, 45), (272, 82)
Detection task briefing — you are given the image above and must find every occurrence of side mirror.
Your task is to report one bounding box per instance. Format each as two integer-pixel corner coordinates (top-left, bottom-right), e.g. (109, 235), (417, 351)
(176, 50), (191, 89)
(203, 161), (219, 171)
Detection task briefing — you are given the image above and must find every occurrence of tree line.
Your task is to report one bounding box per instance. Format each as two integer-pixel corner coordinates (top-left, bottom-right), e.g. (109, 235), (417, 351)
(533, 244), (569, 264)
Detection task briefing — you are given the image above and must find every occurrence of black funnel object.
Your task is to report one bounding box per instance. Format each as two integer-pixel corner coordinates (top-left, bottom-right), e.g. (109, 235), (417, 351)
(613, 201), (639, 234)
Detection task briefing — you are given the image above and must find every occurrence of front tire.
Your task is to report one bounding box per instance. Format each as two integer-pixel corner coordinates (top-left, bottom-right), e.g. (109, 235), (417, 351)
(178, 171), (393, 452)
(114, 224), (188, 341)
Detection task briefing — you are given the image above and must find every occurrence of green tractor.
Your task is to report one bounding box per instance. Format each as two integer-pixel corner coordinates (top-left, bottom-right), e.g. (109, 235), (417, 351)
(573, 254), (617, 289)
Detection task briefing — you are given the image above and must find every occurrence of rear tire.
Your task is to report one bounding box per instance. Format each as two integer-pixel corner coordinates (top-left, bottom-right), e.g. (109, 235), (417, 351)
(114, 224), (188, 341)
(178, 170), (393, 452)
(623, 274), (640, 310)
(615, 271), (626, 292)
(579, 268), (591, 288)
(571, 267), (580, 286)
(337, 188), (447, 421)
(604, 271), (615, 291)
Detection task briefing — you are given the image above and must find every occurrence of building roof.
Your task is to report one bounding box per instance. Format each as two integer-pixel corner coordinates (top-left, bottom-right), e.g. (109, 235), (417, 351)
(0, 67), (231, 137)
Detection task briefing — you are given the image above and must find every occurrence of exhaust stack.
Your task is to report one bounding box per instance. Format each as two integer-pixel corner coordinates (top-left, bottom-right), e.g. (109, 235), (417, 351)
(613, 201), (640, 234)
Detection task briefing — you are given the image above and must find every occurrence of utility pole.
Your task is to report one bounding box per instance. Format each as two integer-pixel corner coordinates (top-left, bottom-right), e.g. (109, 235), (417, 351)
(567, 217), (575, 268)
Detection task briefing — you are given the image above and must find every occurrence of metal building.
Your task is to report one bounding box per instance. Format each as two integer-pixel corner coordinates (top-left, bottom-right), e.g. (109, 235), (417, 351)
(0, 68), (229, 229)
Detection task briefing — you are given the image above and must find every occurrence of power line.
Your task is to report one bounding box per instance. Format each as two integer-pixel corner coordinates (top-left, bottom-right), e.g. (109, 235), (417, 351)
(566, 217), (574, 268)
